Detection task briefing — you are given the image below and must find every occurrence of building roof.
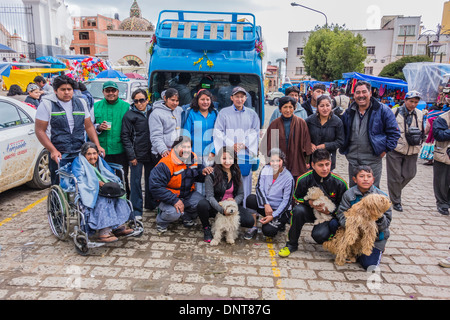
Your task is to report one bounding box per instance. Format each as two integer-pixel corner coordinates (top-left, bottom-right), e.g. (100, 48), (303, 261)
(119, 0), (154, 32)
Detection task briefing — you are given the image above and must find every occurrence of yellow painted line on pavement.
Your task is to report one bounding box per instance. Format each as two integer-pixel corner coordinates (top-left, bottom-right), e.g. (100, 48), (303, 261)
(0, 196), (47, 227)
(266, 238), (286, 300)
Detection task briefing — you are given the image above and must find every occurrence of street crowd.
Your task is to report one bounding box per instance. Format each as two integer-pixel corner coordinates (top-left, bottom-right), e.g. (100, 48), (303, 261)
(7, 73), (449, 270)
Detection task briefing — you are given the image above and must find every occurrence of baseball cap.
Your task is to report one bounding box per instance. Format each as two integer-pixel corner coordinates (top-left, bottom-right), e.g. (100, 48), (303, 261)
(102, 81), (119, 90)
(231, 86), (248, 96)
(405, 90), (421, 100)
(26, 83), (40, 93)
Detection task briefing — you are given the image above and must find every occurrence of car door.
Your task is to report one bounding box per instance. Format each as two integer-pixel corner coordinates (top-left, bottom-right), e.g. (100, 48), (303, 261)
(0, 100), (38, 191)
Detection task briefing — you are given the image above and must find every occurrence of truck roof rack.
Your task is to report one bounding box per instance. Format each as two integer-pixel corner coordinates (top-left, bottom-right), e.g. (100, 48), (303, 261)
(155, 10), (258, 51)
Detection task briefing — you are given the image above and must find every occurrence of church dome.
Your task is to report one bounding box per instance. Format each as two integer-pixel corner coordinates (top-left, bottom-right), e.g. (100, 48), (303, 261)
(119, 0), (154, 31)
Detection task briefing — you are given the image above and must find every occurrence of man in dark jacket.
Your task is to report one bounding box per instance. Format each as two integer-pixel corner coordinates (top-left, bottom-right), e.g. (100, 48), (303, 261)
(121, 89), (155, 218)
(149, 136), (213, 233)
(339, 81), (400, 188)
(432, 110), (450, 216)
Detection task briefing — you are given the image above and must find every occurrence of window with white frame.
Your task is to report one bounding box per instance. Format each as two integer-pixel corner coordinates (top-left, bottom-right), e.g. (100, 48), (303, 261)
(364, 67), (373, 75)
(397, 44), (414, 56)
(398, 25), (416, 36)
(295, 67), (304, 75)
(296, 47), (304, 56)
(366, 46), (376, 55)
(417, 44), (427, 56)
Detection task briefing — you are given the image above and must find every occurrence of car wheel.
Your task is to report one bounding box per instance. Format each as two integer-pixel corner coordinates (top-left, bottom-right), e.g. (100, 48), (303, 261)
(27, 149), (51, 189)
(268, 99), (274, 106)
(273, 98), (280, 106)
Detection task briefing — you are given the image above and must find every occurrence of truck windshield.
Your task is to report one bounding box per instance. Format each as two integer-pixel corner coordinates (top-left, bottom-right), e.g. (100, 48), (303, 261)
(85, 81), (129, 101)
(150, 72), (262, 113)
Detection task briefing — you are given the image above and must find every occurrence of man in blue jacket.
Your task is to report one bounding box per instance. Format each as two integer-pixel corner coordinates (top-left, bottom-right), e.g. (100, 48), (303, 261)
(340, 81), (400, 188)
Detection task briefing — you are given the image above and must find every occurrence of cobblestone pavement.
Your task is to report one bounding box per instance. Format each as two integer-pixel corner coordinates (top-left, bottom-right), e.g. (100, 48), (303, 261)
(0, 104), (449, 301)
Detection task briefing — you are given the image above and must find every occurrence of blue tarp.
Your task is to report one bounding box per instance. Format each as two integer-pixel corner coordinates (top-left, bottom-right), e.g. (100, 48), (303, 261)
(342, 72), (408, 90)
(56, 54), (90, 61)
(0, 62), (11, 77)
(36, 56), (66, 68)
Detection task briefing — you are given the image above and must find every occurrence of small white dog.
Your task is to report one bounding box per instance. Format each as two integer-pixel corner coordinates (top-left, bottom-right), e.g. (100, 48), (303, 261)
(210, 200), (240, 246)
(304, 187), (336, 225)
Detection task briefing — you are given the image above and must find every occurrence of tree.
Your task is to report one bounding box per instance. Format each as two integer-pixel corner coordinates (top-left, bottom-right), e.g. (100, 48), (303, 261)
(302, 25), (367, 81)
(378, 55), (432, 80)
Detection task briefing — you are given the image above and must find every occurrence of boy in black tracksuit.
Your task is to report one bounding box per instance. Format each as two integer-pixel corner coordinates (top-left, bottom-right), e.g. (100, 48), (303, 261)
(278, 149), (348, 258)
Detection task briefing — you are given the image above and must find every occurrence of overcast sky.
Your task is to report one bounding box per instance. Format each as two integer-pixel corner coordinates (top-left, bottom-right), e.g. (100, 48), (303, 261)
(12, 0), (447, 62)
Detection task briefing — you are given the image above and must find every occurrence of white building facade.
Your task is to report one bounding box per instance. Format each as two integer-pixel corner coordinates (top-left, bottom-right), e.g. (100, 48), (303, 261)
(22, 0), (73, 58)
(286, 15), (450, 82)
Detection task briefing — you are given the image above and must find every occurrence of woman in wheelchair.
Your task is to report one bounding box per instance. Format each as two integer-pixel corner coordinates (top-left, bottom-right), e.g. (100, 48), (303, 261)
(71, 142), (134, 243)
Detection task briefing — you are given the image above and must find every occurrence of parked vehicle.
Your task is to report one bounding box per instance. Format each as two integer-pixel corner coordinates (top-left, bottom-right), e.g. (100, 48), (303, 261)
(84, 78), (148, 105)
(266, 91), (284, 106)
(0, 96), (50, 193)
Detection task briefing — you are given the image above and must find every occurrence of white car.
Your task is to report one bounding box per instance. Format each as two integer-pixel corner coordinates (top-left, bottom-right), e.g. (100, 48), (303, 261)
(0, 96), (51, 193)
(84, 78), (148, 104)
(266, 91), (284, 106)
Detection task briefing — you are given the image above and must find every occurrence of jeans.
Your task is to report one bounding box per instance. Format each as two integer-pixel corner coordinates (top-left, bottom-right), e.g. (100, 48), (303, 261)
(129, 161), (152, 217)
(245, 194), (290, 238)
(157, 191), (205, 228)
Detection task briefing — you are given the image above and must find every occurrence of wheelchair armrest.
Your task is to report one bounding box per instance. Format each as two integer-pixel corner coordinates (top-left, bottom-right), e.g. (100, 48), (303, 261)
(107, 162), (123, 171)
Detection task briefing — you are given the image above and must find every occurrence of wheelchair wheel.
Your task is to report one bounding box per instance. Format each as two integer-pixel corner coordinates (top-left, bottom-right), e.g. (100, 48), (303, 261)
(47, 185), (70, 240)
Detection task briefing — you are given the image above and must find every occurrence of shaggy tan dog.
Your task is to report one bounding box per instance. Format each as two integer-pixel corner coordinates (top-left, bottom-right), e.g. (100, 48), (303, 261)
(304, 187), (336, 225)
(323, 194), (391, 266)
(210, 200), (240, 246)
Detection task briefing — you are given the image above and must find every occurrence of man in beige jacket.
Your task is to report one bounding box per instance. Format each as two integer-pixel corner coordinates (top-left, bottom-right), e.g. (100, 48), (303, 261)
(386, 91), (424, 212)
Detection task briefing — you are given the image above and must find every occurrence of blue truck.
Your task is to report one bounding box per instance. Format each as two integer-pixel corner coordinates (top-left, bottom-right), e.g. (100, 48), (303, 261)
(148, 10), (265, 126)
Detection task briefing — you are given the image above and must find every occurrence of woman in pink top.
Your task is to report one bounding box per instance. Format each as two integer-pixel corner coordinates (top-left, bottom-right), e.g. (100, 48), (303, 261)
(197, 147), (255, 242)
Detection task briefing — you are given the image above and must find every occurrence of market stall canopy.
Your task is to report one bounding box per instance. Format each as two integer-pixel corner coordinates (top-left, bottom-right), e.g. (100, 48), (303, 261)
(342, 72), (408, 90)
(56, 54), (91, 61)
(96, 69), (127, 79)
(0, 43), (15, 53)
(2, 68), (67, 91)
(36, 56), (66, 68)
(125, 72), (145, 79)
(403, 62), (450, 103)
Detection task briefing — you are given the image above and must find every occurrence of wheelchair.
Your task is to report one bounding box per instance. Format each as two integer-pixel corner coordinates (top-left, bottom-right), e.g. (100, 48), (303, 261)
(47, 161), (144, 255)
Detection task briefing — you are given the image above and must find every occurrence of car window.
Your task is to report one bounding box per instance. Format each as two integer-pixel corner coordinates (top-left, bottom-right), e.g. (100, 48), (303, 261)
(0, 101), (23, 129)
(17, 107), (33, 124)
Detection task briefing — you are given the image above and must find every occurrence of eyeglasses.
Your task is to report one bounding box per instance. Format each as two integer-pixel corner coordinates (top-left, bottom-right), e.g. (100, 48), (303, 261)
(133, 98), (147, 104)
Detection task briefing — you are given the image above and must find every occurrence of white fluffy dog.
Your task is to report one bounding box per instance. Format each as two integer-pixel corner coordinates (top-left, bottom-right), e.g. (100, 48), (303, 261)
(304, 187), (336, 225)
(210, 200), (240, 246)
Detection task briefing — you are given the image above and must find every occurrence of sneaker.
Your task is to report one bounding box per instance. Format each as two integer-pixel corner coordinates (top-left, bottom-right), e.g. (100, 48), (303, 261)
(278, 245), (297, 258)
(243, 226), (258, 240)
(438, 257), (450, 268)
(203, 226), (213, 243)
(183, 219), (195, 228)
(156, 224), (167, 234)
